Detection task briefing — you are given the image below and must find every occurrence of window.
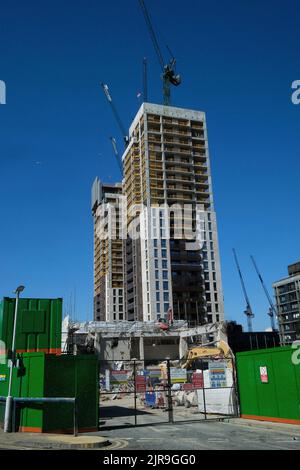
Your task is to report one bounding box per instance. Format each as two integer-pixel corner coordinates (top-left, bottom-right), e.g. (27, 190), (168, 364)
(211, 262), (215, 270)
(161, 239), (166, 247)
(164, 303), (169, 312)
(162, 260), (168, 269)
(163, 270), (168, 279)
(161, 249), (167, 258)
(156, 292), (160, 301)
(156, 303), (160, 313)
(155, 270), (159, 280)
(154, 239), (158, 247)
(214, 293), (218, 302)
(163, 281), (169, 290)
(155, 259), (158, 268)
(154, 248), (158, 258)
(156, 281), (160, 290)
(163, 292), (169, 302)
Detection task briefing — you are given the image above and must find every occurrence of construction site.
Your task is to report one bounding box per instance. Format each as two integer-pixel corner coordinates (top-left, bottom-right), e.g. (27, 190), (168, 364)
(1, 0), (300, 453)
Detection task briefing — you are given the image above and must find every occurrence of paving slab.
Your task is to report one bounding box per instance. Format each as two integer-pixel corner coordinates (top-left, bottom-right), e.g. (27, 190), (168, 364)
(0, 429), (111, 449)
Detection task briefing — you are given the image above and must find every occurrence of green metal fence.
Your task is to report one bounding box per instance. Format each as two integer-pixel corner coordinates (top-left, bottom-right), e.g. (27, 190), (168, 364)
(236, 346), (300, 424)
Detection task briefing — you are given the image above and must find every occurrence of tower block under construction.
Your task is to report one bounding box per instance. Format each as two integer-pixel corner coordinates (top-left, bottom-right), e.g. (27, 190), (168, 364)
(92, 103), (224, 325)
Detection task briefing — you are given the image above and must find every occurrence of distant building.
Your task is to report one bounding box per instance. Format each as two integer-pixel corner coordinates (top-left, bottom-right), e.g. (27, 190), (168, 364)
(273, 262), (300, 344)
(92, 179), (124, 321)
(225, 322), (280, 353)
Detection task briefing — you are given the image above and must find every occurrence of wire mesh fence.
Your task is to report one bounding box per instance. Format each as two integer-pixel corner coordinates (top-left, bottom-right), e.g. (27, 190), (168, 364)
(99, 357), (239, 428)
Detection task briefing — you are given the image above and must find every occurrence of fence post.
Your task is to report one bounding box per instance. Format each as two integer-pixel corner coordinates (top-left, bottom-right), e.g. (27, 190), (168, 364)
(73, 399), (78, 437)
(133, 360), (137, 426)
(201, 359), (207, 420)
(166, 359), (173, 423)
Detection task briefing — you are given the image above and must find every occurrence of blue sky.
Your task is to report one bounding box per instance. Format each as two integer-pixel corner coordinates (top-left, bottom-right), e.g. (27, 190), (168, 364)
(0, 0), (299, 329)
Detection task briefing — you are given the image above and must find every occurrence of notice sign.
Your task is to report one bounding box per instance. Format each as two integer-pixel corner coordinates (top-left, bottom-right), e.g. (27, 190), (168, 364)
(110, 370), (130, 385)
(209, 362), (227, 388)
(260, 366), (268, 383)
(135, 375), (147, 392)
(0, 374), (6, 382)
(170, 368), (187, 384)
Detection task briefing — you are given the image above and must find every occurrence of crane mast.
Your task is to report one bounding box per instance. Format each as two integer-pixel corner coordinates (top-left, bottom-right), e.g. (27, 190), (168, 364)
(250, 255), (277, 331)
(138, 0), (181, 106)
(233, 249), (255, 332)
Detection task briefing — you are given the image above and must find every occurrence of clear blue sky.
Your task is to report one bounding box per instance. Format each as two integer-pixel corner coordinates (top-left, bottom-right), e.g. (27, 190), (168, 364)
(0, 0), (299, 330)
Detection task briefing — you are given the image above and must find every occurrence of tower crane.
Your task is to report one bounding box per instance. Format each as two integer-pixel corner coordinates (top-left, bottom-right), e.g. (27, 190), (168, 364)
(101, 83), (128, 147)
(250, 255), (277, 331)
(109, 137), (123, 176)
(143, 57), (148, 103)
(138, 0), (181, 106)
(233, 248), (255, 332)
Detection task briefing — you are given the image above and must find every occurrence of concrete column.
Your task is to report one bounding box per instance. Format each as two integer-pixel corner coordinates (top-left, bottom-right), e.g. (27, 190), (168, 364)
(179, 336), (188, 359)
(139, 335), (144, 361)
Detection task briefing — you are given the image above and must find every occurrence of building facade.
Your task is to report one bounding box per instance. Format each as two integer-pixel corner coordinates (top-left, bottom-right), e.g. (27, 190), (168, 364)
(122, 103), (224, 325)
(92, 178), (124, 321)
(273, 261), (300, 344)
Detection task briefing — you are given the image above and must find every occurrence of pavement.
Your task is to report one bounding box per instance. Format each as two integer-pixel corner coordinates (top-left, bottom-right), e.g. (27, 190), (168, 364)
(0, 429), (111, 450)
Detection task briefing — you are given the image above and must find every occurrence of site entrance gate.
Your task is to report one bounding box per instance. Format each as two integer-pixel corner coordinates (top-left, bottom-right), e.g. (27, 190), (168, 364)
(99, 357), (239, 429)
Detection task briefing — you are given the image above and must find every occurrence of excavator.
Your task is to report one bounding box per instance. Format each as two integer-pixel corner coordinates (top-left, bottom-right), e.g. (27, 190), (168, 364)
(181, 340), (233, 369)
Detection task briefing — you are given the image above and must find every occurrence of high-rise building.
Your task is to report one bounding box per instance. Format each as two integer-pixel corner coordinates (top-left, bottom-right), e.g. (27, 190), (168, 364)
(91, 178), (124, 321)
(273, 261), (300, 344)
(122, 103), (224, 325)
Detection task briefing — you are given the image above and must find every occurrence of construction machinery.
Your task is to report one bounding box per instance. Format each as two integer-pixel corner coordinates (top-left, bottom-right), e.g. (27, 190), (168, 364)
(250, 255), (277, 331)
(233, 248), (255, 332)
(109, 137), (123, 176)
(138, 0), (181, 106)
(101, 83), (128, 175)
(181, 340), (233, 369)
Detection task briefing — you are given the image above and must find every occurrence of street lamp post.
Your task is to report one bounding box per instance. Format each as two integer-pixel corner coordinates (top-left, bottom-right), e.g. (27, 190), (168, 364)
(4, 285), (25, 433)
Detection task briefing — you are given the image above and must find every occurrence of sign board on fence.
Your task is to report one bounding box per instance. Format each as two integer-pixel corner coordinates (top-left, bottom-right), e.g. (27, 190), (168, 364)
(209, 362), (227, 388)
(192, 372), (203, 389)
(110, 370), (131, 385)
(170, 368), (187, 384)
(260, 366), (268, 383)
(136, 375), (147, 392)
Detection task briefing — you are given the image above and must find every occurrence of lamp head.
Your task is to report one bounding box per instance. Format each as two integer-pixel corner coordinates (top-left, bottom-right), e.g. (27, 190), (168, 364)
(14, 285), (25, 294)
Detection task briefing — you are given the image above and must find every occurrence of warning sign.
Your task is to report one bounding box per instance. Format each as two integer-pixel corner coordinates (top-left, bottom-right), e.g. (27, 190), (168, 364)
(260, 366), (268, 383)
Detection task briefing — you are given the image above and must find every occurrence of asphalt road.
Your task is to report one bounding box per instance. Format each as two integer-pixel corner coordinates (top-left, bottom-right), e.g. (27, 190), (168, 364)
(98, 420), (300, 450)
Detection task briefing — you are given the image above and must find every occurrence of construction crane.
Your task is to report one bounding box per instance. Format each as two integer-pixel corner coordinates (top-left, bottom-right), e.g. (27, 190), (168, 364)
(250, 255), (277, 331)
(101, 83), (128, 147)
(109, 137), (123, 176)
(233, 249), (255, 332)
(143, 57), (148, 102)
(138, 0), (181, 106)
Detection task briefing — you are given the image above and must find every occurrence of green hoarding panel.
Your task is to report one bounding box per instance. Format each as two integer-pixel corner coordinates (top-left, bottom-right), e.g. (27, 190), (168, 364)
(236, 346), (300, 424)
(0, 298), (62, 354)
(0, 353), (99, 433)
